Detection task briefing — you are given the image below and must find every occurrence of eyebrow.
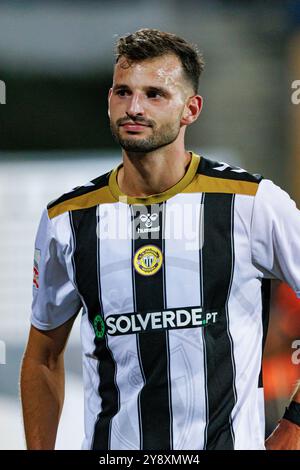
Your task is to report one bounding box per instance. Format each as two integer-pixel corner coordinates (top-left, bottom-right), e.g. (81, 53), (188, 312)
(146, 86), (169, 96)
(112, 84), (170, 96)
(112, 84), (130, 92)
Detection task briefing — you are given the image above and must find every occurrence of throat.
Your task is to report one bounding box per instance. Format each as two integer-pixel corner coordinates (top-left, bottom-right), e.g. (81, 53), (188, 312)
(118, 151), (192, 197)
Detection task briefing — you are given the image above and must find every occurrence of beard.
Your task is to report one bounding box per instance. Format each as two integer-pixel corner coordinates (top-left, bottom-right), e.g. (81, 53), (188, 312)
(110, 117), (181, 153)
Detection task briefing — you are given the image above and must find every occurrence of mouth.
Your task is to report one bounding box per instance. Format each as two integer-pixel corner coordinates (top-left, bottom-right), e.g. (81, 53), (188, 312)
(120, 122), (151, 132)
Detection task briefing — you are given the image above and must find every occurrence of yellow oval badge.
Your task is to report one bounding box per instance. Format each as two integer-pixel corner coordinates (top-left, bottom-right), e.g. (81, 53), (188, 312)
(133, 245), (163, 276)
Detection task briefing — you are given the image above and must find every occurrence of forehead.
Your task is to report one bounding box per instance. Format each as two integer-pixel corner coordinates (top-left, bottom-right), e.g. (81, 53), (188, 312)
(113, 54), (186, 89)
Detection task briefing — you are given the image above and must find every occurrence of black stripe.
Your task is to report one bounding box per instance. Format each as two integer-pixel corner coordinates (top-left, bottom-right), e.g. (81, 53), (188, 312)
(201, 193), (236, 450)
(70, 207), (119, 450)
(258, 278), (271, 387)
(199, 194), (209, 448)
(198, 193), (205, 306)
(131, 203), (172, 450)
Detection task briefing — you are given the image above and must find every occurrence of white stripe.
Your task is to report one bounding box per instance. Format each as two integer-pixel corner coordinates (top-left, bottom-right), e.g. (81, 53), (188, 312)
(228, 194), (266, 449)
(80, 313), (103, 450)
(164, 193), (206, 450)
(130, 204), (144, 450)
(98, 202), (142, 450)
(225, 195), (237, 446)
(162, 202), (173, 449)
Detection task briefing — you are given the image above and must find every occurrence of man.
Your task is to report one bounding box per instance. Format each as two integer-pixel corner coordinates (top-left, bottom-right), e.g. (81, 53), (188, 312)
(21, 28), (300, 450)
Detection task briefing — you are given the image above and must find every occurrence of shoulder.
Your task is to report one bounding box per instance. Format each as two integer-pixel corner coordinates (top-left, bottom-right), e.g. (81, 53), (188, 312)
(254, 178), (298, 211)
(47, 170), (116, 220)
(185, 155), (263, 197)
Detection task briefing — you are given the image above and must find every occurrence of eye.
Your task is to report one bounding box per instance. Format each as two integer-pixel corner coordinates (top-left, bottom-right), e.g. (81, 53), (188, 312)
(147, 90), (161, 99)
(116, 89), (129, 97)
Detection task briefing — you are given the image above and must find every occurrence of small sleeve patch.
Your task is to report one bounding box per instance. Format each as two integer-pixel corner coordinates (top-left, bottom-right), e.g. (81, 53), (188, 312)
(33, 248), (41, 289)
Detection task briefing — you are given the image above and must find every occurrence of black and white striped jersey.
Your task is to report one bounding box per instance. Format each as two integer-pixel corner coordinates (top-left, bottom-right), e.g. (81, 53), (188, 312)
(31, 152), (300, 450)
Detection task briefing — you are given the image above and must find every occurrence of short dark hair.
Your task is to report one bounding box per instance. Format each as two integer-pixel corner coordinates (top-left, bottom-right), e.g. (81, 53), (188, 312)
(115, 28), (204, 93)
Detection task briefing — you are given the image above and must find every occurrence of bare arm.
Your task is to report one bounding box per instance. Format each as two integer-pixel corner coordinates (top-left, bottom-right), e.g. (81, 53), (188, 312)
(265, 382), (300, 450)
(20, 316), (76, 450)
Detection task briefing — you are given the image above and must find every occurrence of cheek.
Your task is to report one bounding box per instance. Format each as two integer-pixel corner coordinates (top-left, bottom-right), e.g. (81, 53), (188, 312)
(109, 103), (123, 121)
(158, 102), (185, 120)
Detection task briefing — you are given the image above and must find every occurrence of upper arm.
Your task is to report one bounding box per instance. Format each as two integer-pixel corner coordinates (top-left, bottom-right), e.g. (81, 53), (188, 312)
(251, 180), (300, 297)
(24, 314), (76, 367)
(31, 208), (82, 331)
(25, 208), (82, 368)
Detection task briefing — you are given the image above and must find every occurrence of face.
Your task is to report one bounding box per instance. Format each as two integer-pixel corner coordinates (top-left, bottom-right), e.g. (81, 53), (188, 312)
(108, 54), (195, 153)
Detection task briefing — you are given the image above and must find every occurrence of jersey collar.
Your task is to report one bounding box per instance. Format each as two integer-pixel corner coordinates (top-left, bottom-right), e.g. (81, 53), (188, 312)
(108, 151), (200, 205)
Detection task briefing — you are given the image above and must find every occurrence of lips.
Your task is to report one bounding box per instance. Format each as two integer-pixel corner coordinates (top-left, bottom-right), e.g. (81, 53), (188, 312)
(121, 123), (149, 131)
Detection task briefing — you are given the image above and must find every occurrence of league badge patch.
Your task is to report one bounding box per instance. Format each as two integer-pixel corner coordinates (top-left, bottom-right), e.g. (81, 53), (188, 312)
(133, 245), (163, 276)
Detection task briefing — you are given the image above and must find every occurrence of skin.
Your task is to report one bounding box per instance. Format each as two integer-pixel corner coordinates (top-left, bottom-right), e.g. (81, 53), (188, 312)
(20, 316), (75, 449)
(20, 52), (300, 450)
(108, 54), (203, 197)
(265, 385), (300, 450)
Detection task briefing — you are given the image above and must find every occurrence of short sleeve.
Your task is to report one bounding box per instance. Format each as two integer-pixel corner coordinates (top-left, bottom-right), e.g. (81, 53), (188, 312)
(251, 179), (300, 298)
(31, 209), (82, 330)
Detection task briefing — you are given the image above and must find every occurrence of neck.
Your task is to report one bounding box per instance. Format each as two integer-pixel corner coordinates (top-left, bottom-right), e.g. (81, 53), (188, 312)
(117, 144), (192, 197)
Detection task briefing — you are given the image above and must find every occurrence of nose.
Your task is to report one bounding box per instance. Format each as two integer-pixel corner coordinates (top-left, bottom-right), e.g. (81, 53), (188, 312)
(127, 92), (144, 117)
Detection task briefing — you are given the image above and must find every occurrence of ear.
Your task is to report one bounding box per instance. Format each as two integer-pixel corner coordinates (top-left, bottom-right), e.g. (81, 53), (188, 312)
(108, 87), (113, 118)
(181, 95), (203, 126)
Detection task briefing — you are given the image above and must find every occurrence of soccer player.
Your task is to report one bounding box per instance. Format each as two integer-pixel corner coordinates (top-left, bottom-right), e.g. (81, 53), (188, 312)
(20, 29), (300, 450)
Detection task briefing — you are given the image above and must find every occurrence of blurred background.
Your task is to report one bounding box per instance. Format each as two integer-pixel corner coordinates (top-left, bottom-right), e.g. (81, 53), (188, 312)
(0, 0), (300, 449)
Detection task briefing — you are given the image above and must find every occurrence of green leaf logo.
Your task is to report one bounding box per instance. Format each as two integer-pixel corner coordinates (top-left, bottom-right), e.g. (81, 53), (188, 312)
(94, 314), (105, 339)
